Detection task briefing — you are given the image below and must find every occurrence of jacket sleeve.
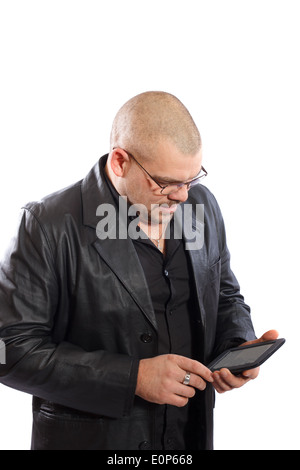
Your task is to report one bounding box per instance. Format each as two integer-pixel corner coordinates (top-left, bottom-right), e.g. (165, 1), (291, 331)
(0, 208), (139, 418)
(208, 190), (257, 357)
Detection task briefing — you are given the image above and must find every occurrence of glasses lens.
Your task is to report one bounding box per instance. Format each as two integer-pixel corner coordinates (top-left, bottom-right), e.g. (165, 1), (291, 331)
(161, 181), (198, 195)
(161, 184), (181, 195)
(160, 170), (207, 195)
(189, 178), (201, 188)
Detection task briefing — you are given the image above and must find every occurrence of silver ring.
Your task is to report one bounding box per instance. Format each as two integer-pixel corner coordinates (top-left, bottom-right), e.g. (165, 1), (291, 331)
(183, 372), (191, 385)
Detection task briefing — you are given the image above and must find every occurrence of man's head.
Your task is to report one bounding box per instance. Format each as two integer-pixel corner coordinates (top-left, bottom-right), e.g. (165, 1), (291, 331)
(106, 91), (204, 224)
(110, 91), (201, 158)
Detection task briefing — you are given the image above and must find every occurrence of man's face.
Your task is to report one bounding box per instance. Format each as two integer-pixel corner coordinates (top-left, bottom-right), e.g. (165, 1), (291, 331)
(123, 140), (203, 225)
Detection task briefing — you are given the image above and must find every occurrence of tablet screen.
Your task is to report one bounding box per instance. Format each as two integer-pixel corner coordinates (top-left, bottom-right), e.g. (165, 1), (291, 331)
(212, 343), (273, 369)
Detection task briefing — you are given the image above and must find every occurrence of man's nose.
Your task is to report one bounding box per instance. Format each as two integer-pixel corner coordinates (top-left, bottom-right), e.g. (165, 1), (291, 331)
(167, 185), (189, 203)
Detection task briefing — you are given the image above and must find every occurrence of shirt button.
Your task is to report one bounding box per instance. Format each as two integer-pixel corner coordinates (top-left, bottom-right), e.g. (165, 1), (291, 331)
(140, 333), (153, 343)
(139, 440), (151, 450)
(164, 269), (169, 277)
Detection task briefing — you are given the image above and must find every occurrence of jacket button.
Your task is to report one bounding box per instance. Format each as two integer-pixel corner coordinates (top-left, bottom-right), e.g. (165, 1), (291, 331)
(139, 440), (151, 450)
(140, 333), (153, 343)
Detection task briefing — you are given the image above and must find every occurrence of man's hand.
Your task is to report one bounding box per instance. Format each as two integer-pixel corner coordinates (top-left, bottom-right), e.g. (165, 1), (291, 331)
(135, 354), (213, 407)
(212, 329), (279, 394)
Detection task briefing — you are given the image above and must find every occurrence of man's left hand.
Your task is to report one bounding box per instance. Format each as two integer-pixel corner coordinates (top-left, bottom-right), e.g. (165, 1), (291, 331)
(212, 329), (279, 394)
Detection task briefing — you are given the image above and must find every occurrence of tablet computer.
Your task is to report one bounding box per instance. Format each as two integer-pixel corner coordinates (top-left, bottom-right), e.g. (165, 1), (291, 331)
(208, 338), (285, 375)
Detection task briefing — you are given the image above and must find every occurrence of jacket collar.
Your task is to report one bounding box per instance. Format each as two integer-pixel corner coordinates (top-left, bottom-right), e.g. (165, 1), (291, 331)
(81, 154), (111, 230)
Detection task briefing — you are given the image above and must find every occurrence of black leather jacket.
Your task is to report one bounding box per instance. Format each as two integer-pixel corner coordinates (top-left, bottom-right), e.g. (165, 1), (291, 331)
(0, 155), (256, 450)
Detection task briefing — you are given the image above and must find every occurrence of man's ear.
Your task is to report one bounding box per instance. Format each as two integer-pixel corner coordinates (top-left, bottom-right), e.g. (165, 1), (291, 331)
(109, 148), (131, 177)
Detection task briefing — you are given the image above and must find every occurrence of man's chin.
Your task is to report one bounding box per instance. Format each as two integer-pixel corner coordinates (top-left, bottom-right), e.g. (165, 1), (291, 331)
(149, 204), (178, 225)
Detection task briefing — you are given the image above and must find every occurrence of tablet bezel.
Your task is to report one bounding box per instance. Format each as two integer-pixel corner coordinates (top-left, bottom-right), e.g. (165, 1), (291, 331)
(208, 338), (285, 375)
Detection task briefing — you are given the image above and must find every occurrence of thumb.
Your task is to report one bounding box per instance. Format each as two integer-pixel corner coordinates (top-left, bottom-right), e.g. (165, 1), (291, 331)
(258, 329), (279, 343)
(242, 329), (279, 347)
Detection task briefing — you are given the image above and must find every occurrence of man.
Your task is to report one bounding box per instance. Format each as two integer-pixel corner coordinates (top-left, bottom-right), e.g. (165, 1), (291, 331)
(0, 91), (277, 450)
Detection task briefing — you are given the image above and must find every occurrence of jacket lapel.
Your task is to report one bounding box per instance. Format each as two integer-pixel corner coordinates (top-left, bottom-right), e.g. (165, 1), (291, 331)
(81, 156), (157, 330)
(93, 237), (157, 329)
(178, 201), (208, 328)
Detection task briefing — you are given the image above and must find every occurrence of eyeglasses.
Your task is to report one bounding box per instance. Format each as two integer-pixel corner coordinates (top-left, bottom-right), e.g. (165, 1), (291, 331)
(115, 148), (207, 195)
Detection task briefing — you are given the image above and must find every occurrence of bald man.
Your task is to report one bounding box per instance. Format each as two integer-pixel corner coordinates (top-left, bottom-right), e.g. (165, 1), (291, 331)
(0, 92), (277, 450)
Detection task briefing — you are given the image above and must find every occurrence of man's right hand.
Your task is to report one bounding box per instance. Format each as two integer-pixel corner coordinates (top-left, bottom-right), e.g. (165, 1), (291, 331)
(135, 354), (213, 407)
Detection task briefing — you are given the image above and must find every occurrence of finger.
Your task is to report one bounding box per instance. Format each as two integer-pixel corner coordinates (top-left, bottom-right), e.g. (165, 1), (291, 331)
(188, 372), (208, 391)
(175, 383), (196, 399)
(213, 368), (251, 392)
(220, 368), (253, 388)
(175, 356), (213, 383)
(212, 371), (233, 393)
(242, 366), (260, 380)
(168, 394), (190, 408)
(179, 371), (207, 391)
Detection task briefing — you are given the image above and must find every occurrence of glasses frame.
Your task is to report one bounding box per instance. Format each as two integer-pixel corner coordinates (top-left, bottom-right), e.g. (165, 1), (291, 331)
(113, 148), (207, 195)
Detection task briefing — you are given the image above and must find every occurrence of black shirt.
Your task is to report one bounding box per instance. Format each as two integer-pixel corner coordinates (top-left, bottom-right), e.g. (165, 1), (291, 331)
(133, 232), (196, 358)
(133, 227), (201, 450)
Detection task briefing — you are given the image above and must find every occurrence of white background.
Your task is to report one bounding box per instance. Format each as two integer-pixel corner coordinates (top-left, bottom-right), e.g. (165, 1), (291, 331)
(0, 0), (299, 450)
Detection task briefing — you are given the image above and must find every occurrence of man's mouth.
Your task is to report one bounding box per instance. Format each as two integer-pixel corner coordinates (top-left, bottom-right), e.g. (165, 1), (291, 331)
(153, 203), (178, 215)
